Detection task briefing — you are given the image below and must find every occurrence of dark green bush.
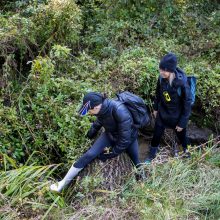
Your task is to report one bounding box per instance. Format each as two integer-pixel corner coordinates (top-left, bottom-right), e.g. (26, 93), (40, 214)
(0, 45), (113, 167)
(0, 0), (219, 168)
(0, 0), (82, 78)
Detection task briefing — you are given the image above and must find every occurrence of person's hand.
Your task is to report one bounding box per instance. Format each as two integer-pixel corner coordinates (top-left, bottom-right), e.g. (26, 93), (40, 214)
(86, 128), (97, 139)
(98, 152), (114, 162)
(98, 148), (118, 162)
(153, 110), (158, 118)
(86, 130), (93, 139)
(175, 126), (183, 132)
(98, 153), (108, 162)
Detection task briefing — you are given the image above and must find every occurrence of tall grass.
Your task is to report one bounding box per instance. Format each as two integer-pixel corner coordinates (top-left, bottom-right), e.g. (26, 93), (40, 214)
(0, 160), (66, 220)
(0, 142), (219, 220)
(122, 145), (220, 220)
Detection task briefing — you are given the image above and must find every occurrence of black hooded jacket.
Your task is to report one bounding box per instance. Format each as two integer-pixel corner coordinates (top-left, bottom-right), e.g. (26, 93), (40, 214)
(153, 67), (192, 128)
(87, 98), (138, 155)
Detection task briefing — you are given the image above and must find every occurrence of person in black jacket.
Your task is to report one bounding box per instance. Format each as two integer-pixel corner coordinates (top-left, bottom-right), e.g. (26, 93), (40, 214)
(50, 92), (141, 192)
(146, 53), (192, 161)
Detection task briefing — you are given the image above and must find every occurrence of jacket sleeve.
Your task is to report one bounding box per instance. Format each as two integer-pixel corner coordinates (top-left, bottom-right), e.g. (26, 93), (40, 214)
(153, 77), (161, 111)
(86, 119), (102, 139)
(112, 105), (133, 155)
(177, 83), (192, 128)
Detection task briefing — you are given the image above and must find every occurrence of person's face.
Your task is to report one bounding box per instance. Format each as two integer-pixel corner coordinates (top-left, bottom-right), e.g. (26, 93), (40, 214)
(88, 104), (102, 115)
(159, 69), (171, 79)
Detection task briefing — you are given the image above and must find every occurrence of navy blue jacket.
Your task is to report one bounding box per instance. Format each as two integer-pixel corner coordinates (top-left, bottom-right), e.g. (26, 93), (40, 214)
(153, 67), (192, 128)
(87, 98), (138, 155)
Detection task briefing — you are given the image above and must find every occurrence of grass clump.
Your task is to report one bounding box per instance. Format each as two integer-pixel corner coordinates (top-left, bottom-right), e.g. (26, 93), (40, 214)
(122, 144), (220, 220)
(0, 142), (219, 219)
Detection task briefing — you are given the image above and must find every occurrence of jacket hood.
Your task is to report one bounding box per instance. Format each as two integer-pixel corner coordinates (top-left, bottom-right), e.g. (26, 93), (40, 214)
(173, 67), (187, 88)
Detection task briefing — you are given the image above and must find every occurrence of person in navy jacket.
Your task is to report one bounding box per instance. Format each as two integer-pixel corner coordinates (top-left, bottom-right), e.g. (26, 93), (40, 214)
(147, 53), (192, 161)
(50, 92), (141, 192)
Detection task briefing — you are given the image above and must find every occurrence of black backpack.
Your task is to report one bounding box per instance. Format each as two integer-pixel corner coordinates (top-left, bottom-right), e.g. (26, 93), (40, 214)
(116, 91), (150, 128)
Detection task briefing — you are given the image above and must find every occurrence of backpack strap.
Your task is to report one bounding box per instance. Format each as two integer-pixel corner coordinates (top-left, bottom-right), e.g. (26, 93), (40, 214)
(175, 71), (188, 97)
(177, 87), (182, 96)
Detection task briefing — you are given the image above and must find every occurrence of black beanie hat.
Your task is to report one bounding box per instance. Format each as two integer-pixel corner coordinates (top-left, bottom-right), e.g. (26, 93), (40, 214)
(159, 53), (177, 73)
(79, 92), (104, 116)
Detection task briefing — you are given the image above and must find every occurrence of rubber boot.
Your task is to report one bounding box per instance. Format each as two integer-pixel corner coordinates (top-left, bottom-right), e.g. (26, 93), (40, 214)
(50, 166), (82, 192)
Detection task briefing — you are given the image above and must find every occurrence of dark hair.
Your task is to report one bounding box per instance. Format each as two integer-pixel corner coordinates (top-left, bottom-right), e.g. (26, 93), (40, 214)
(102, 93), (108, 100)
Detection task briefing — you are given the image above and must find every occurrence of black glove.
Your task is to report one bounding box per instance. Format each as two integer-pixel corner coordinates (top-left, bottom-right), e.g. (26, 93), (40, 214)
(97, 152), (118, 162)
(86, 127), (98, 139)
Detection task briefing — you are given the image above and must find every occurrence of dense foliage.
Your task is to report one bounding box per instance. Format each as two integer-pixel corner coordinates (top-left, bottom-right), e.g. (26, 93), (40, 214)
(1, 0), (219, 164)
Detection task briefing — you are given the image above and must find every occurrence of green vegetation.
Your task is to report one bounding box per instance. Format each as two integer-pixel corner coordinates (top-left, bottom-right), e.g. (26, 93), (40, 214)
(0, 0), (219, 219)
(1, 143), (219, 219)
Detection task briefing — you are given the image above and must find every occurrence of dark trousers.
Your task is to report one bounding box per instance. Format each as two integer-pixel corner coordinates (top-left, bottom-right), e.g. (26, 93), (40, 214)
(74, 132), (140, 169)
(151, 122), (189, 150)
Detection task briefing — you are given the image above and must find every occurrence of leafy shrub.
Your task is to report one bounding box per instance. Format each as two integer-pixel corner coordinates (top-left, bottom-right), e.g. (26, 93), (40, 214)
(31, 56), (55, 81)
(16, 53), (102, 164)
(183, 60), (220, 127)
(0, 102), (25, 164)
(197, 65), (220, 125)
(0, 47), (113, 167)
(82, 0), (219, 59)
(0, 0), (82, 79)
(106, 47), (159, 106)
(31, 0), (82, 48)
